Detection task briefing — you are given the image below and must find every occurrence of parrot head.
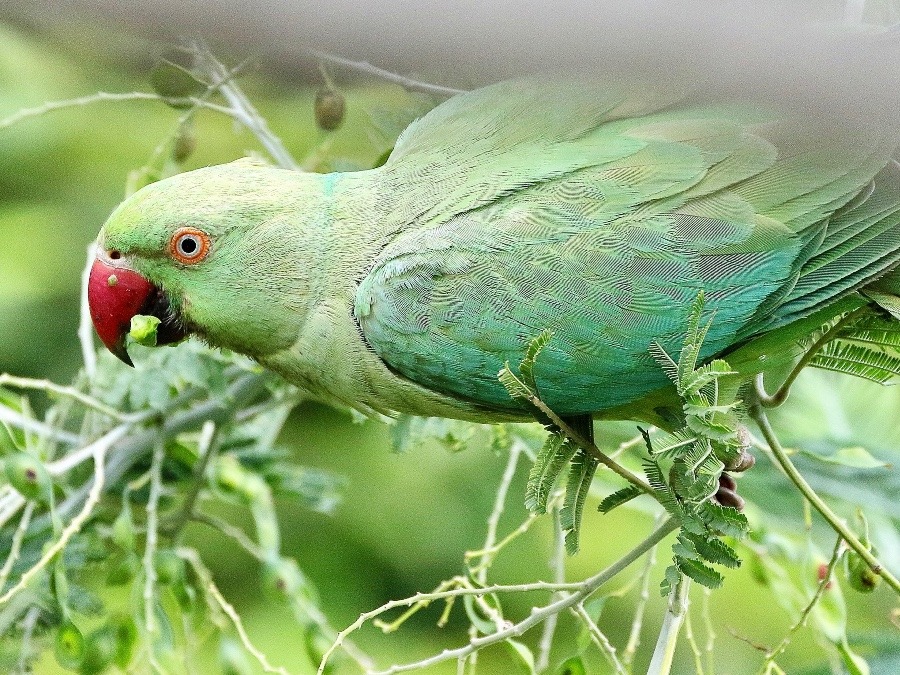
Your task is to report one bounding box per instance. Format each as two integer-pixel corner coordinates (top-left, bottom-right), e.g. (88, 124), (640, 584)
(88, 159), (319, 366)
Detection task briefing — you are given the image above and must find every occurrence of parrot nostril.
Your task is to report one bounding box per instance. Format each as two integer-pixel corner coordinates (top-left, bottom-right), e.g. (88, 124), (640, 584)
(109, 250), (122, 260)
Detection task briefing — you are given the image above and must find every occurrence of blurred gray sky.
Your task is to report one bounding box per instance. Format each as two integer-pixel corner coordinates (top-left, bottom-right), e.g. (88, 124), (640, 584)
(5, 1), (900, 129)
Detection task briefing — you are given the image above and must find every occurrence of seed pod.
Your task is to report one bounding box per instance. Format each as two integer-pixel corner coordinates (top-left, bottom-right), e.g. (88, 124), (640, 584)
(4, 452), (53, 503)
(151, 49), (204, 108)
(315, 88), (346, 131)
(844, 549), (880, 593)
(172, 122), (197, 164)
(54, 620), (86, 669)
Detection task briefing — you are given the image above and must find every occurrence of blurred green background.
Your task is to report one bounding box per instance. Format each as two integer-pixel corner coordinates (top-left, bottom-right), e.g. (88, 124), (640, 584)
(1, 18), (898, 675)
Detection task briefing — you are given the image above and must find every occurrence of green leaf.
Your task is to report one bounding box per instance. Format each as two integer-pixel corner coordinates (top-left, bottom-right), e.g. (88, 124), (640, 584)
(699, 502), (749, 538)
(660, 564), (682, 596)
(498, 363), (534, 402)
(525, 433), (578, 514)
(677, 292), (712, 385)
(684, 532), (741, 569)
(809, 340), (900, 384)
(676, 556), (724, 589)
(650, 342), (679, 385)
(840, 313), (900, 347)
(560, 449), (599, 555)
(679, 360), (736, 397)
(519, 329), (553, 392)
(505, 639), (536, 674)
(597, 484), (643, 514)
(800, 446), (891, 470)
(129, 314), (161, 347)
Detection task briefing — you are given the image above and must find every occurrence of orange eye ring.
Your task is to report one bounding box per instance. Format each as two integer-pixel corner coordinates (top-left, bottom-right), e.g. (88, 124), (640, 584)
(170, 228), (211, 265)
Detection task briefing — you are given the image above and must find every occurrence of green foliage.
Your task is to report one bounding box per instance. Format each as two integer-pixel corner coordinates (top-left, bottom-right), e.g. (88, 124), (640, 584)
(501, 331), (601, 551)
(647, 294), (749, 594)
(559, 450), (599, 555)
(3, 25), (899, 675)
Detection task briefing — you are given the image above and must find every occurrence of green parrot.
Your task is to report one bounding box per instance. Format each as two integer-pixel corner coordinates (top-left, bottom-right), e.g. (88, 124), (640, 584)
(87, 80), (900, 431)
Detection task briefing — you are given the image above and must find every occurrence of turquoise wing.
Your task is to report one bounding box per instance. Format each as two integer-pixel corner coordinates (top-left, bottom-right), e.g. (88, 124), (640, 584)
(356, 82), (898, 414)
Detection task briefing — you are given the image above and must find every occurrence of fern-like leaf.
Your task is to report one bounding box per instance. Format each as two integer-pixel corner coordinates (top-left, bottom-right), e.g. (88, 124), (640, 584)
(498, 363), (534, 402)
(525, 433), (564, 512)
(684, 532), (741, 569)
(650, 342), (679, 385)
(699, 502), (750, 538)
(809, 340), (900, 384)
(676, 555), (724, 589)
(519, 330), (553, 392)
(597, 485), (643, 514)
(560, 449), (599, 555)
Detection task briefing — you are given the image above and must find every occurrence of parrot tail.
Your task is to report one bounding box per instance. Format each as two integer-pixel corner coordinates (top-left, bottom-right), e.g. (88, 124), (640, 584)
(773, 159), (900, 325)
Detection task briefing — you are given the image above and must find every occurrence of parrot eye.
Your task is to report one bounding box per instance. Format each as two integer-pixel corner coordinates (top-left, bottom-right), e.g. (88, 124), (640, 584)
(170, 228), (211, 265)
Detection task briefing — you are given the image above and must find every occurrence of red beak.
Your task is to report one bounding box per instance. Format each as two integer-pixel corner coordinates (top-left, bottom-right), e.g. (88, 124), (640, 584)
(88, 256), (155, 367)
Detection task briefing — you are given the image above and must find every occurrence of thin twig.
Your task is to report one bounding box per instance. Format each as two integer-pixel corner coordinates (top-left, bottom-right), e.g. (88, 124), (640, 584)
(0, 404), (81, 445)
(756, 308), (867, 408)
(536, 506), (566, 673)
(333, 518), (679, 675)
(622, 523), (660, 668)
(47, 423), (134, 476)
(758, 535), (843, 673)
(648, 576), (691, 675)
(0, 374), (128, 421)
(527, 394), (655, 497)
(702, 587), (716, 675)
(143, 439), (165, 635)
(0, 440), (108, 606)
(79, 243), (98, 378)
(471, 441), (524, 584)
(0, 91), (239, 132)
(572, 602), (627, 675)
(194, 43), (299, 170)
(301, 47), (467, 97)
(684, 600), (706, 675)
(751, 403), (900, 596)
(206, 578), (291, 675)
(167, 421), (219, 536)
(0, 502), (35, 593)
(190, 511), (266, 561)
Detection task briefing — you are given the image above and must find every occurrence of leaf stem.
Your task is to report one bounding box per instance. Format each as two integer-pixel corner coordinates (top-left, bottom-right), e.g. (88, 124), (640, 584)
(528, 395), (655, 497)
(756, 308), (867, 407)
(648, 576), (691, 675)
(758, 535), (843, 673)
(750, 402), (900, 596)
(347, 517), (679, 675)
(300, 46), (467, 97)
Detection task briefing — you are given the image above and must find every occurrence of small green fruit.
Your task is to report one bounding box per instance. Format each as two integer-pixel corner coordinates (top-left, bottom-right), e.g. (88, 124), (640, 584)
(314, 88), (346, 131)
(54, 620), (86, 669)
(4, 452), (53, 503)
(845, 549), (881, 593)
(172, 122), (197, 164)
(79, 625), (117, 674)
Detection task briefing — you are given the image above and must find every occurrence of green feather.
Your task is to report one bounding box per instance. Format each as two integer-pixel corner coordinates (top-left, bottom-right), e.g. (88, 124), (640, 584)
(95, 79), (900, 422)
